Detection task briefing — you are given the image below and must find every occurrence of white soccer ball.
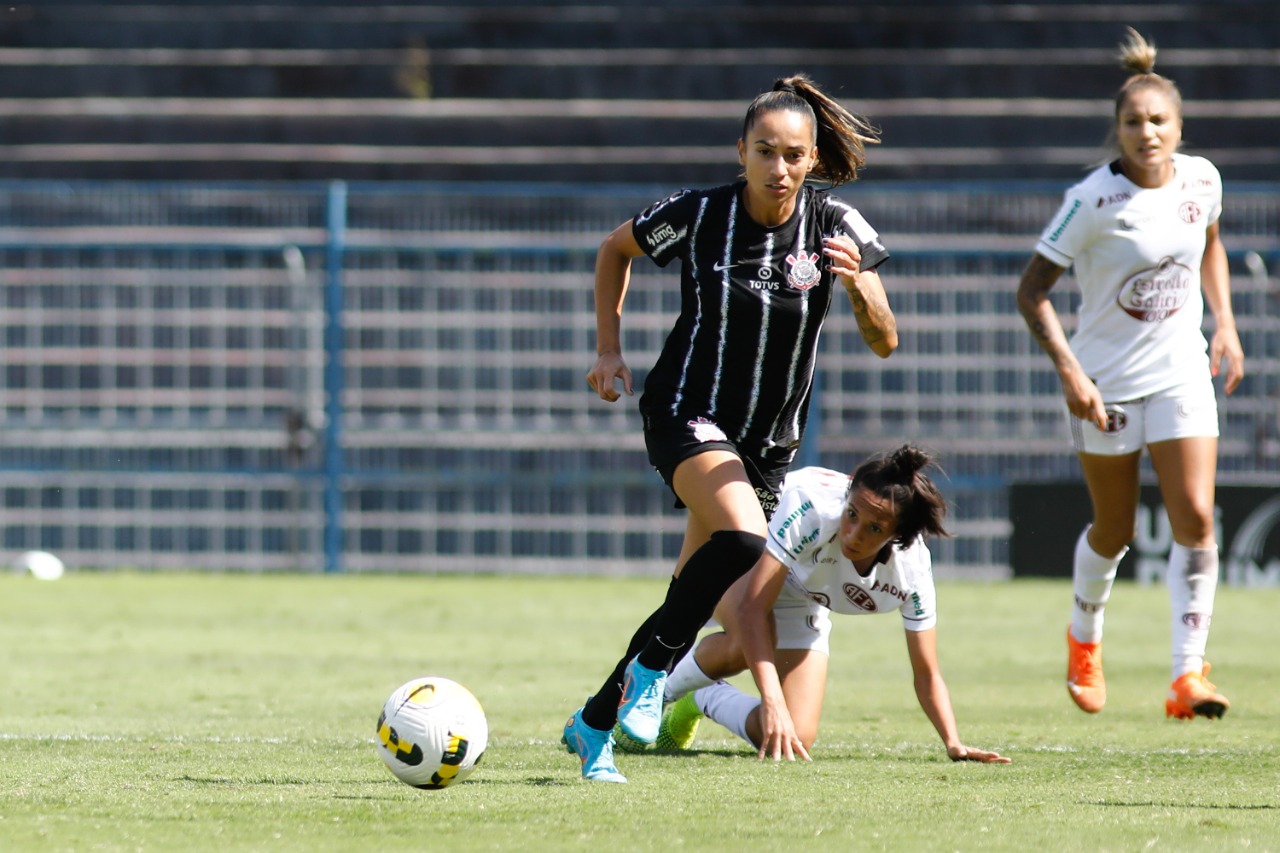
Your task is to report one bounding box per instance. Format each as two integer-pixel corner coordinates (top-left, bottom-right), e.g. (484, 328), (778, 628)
(14, 550), (64, 580)
(375, 676), (488, 789)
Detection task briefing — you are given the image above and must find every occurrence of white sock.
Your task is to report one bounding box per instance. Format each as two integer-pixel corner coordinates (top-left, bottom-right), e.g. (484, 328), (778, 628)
(694, 681), (760, 747)
(663, 649), (717, 703)
(1070, 527), (1124, 644)
(1168, 543), (1219, 679)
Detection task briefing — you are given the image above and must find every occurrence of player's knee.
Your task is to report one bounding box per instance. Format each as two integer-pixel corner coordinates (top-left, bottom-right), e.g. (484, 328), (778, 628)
(709, 529), (766, 565)
(705, 529), (767, 588)
(1173, 501), (1216, 545)
(1089, 521), (1135, 557)
(710, 631), (747, 672)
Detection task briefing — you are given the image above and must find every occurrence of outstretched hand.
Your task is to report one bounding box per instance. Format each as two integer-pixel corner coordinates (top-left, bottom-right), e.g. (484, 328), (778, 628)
(947, 744), (1011, 764)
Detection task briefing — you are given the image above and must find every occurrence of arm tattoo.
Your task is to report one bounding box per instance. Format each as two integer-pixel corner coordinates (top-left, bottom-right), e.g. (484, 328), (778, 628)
(1018, 255), (1067, 352)
(849, 288), (894, 345)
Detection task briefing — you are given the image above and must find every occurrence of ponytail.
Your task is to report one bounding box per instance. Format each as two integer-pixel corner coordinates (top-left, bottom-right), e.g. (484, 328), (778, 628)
(849, 444), (950, 546)
(741, 73), (880, 187)
(1113, 27), (1182, 121)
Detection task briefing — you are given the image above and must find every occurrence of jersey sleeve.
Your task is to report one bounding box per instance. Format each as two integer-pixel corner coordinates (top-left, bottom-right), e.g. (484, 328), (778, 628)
(823, 196), (890, 272)
(1035, 187), (1095, 268)
(630, 189), (699, 268)
(836, 207), (891, 272)
(765, 480), (829, 564)
(897, 539), (938, 632)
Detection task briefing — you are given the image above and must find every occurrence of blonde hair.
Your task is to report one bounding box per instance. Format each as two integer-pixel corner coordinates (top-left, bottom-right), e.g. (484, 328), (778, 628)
(741, 73), (880, 186)
(1114, 27), (1182, 121)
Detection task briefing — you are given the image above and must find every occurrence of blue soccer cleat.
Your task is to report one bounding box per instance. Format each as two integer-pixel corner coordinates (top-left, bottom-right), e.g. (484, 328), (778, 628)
(561, 706), (627, 783)
(616, 658), (666, 745)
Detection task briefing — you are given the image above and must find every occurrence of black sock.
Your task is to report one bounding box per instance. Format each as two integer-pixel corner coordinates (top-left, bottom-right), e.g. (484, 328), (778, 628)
(580, 580), (672, 732)
(635, 530), (766, 672)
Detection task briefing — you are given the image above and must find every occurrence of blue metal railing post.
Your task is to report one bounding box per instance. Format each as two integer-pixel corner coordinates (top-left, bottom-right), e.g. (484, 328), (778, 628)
(322, 181), (348, 573)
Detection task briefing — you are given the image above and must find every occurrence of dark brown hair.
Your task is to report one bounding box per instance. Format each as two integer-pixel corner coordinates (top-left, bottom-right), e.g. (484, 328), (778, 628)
(741, 73), (880, 187)
(848, 444), (950, 547)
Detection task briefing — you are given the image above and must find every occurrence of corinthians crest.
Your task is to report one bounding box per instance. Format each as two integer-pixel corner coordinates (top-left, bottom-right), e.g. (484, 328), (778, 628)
(785, 251), (821, 290)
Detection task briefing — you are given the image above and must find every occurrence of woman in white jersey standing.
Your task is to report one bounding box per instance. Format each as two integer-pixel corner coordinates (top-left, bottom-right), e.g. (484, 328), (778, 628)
(562, 74), (899, 782)
(650, 445), (1010, 765)
(1016, 28), (1244, 720)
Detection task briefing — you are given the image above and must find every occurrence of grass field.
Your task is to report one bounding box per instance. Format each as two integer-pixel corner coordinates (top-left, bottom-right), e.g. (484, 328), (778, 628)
(1, 572), (1277, 852)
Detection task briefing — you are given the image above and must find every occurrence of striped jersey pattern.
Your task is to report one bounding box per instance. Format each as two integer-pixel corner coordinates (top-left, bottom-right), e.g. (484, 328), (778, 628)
(631, 181), (889, 454)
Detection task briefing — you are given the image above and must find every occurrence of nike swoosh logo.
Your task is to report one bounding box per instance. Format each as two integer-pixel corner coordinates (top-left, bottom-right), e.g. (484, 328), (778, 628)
(712, 261), (738, 272)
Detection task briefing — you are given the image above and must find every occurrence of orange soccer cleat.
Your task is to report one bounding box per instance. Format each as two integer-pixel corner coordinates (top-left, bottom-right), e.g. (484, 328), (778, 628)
(1166, 663), (1230, 720)
(1066, 627), (1106, 713)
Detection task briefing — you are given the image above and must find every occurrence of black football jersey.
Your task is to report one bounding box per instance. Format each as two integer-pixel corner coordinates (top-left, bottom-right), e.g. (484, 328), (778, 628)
(631, 181), (890, 453)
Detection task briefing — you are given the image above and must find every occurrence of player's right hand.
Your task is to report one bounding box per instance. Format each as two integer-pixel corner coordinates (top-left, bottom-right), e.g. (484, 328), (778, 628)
(586, 352), (633, 402)
(1060, 367), (1107, 431)
(757, 697), (811, 763)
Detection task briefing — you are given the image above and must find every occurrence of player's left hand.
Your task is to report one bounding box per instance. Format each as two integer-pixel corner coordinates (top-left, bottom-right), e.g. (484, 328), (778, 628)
(947, 744), (1011, 764)
(1209, 326), (1245, 395)
(822, 234), (865, 288)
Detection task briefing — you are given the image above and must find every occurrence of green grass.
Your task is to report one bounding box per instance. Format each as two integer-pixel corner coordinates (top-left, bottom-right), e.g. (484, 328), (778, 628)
(1, 572), (1277, 852)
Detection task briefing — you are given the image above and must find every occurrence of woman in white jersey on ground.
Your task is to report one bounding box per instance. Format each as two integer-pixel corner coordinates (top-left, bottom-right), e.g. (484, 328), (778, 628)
(1016, 28), (1244, 720)
(644, 445), (1008, 764)
(562, 74), (899, 782)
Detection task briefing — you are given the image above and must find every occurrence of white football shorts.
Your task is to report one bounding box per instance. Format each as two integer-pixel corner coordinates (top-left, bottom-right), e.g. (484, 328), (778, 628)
(771, 583), (834, 655)
(1069, 376), (1219, 456)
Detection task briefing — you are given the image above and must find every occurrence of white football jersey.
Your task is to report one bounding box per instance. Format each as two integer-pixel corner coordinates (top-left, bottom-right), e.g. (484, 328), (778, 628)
(1035, 153), (1222, 400)
(765, 466), (937, 632)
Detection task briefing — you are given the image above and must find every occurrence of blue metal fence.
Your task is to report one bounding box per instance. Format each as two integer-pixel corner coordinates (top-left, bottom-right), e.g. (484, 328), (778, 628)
(1, 180), (1276, 577)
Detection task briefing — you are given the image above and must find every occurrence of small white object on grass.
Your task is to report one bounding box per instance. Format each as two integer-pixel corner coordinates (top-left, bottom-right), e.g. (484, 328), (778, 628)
(14, 550), (65, 580)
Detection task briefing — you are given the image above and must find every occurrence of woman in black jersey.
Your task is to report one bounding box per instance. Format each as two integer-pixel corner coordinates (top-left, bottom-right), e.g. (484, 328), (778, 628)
(562, 73), (898, 783)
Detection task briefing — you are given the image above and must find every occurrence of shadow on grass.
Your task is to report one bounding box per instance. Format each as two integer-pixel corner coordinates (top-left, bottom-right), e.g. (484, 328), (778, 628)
(1089, 800), (1279, 810)
(176, 775), (315, 785)
(635, 747), (752, 760)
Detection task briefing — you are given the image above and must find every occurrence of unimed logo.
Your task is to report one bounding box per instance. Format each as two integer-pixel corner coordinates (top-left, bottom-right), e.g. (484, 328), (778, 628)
(1048, 199), (1082, 242)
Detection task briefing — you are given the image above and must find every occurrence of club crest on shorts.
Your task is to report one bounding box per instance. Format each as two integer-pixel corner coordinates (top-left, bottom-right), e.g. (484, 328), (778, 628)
(687, 417), (728, 443)
(1101, 405), (1128, 435)
(785, 252), (821, 291)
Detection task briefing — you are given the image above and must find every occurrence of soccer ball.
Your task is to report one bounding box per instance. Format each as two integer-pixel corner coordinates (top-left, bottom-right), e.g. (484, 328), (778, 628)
(375, 676), (488, 789)
(13, 550), (64, 580)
